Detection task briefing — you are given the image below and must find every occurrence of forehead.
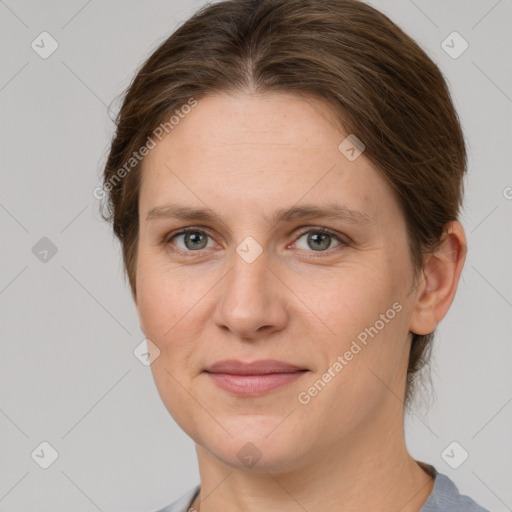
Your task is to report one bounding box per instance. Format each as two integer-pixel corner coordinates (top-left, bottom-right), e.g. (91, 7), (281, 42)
(148, 91), (345, 157)
(139, 91), (402, 226)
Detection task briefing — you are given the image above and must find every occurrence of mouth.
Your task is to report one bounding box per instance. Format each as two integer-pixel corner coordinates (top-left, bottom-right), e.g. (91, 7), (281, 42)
(204, 359), (309, 396)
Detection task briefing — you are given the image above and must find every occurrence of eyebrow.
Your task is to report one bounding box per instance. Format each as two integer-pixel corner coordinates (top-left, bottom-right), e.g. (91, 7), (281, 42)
(145, 202), (372, 226)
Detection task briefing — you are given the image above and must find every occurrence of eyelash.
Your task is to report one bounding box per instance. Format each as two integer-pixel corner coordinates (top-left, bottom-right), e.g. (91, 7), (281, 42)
(163, 226), (349, 258)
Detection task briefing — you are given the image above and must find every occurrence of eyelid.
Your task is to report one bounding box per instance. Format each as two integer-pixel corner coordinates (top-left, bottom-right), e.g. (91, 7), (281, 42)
(293, 225), (351, 245)
(163, 225), (214, 244)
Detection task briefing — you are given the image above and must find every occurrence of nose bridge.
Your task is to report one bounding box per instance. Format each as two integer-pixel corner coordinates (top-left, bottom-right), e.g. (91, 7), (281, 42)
(227, 242), (272, 309)
(226, 228), (272, 293)
(213, 238), (288, 338)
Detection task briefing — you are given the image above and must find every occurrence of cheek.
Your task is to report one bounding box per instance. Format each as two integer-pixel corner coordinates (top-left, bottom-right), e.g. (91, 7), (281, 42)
(319, 264), (397, 333)
(136, 245), (189, 331)
(136, 280), (177, 342)
(311, 261), (408, 384)
(138, 268), (199, 423)
(135, 256), (213, 377)
(135, 258), (189, 354)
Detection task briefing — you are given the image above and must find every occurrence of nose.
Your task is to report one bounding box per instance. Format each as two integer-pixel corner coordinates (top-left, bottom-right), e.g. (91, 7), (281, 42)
(213, 247), (289, 341)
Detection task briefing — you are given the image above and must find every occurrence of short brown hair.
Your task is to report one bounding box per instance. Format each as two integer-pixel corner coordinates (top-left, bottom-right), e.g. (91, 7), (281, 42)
(100, 0), (467, 410)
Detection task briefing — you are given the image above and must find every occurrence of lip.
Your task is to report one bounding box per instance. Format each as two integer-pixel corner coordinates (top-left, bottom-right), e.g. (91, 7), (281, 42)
(204, 359), (308, 396)
(205, 359), (306, 375)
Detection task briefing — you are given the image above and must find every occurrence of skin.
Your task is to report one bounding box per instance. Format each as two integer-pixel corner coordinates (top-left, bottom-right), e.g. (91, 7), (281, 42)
(134, 91), (467, 512)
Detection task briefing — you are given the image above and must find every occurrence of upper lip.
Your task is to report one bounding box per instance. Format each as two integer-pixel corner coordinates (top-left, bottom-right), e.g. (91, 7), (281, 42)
(205, 359), (307, 375)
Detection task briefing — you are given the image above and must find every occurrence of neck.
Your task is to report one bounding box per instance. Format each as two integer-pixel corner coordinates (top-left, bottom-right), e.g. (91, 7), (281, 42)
(191, 404), (434, 512)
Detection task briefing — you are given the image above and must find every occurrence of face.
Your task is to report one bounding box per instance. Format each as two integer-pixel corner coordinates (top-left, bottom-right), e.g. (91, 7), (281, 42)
(135, 91), (420, 472)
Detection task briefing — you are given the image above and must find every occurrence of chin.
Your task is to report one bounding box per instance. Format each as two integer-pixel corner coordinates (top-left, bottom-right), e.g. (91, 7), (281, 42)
(195, 424), (308, 473)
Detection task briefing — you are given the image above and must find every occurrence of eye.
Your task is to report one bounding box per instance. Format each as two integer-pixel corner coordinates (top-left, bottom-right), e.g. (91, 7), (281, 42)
(165, 228), (215, 254)
(292, 227), (346, 254)
(164, 226), (348, 257)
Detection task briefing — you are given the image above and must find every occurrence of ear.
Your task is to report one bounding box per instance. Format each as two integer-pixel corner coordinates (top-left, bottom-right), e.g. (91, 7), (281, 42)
(409, 221), (467, 335)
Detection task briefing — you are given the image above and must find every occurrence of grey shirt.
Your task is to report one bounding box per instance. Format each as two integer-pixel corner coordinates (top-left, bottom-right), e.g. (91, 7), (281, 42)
(155, 464), (490, 512)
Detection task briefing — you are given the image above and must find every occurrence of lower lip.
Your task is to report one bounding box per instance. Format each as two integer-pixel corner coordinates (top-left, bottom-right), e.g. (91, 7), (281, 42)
(206, 371), (307, 396)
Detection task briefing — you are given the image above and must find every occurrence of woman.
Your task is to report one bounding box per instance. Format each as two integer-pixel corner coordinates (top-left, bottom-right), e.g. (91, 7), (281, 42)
(100, 1), (489, 510)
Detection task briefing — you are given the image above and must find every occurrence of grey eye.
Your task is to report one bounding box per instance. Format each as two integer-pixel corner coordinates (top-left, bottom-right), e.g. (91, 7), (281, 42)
(295, 231), (341, 252)
(173, 231), (211, 251)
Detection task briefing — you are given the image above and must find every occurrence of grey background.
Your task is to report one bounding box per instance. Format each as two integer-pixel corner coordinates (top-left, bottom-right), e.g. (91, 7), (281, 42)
(0, 1), (510, 511)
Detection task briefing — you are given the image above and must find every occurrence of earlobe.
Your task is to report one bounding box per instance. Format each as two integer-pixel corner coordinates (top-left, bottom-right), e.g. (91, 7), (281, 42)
(409, 221), (467, 336)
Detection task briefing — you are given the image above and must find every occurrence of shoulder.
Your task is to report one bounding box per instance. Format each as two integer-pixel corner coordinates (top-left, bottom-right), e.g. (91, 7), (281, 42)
(154, 485), (200, 512)
(419, 465), (490, 512)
